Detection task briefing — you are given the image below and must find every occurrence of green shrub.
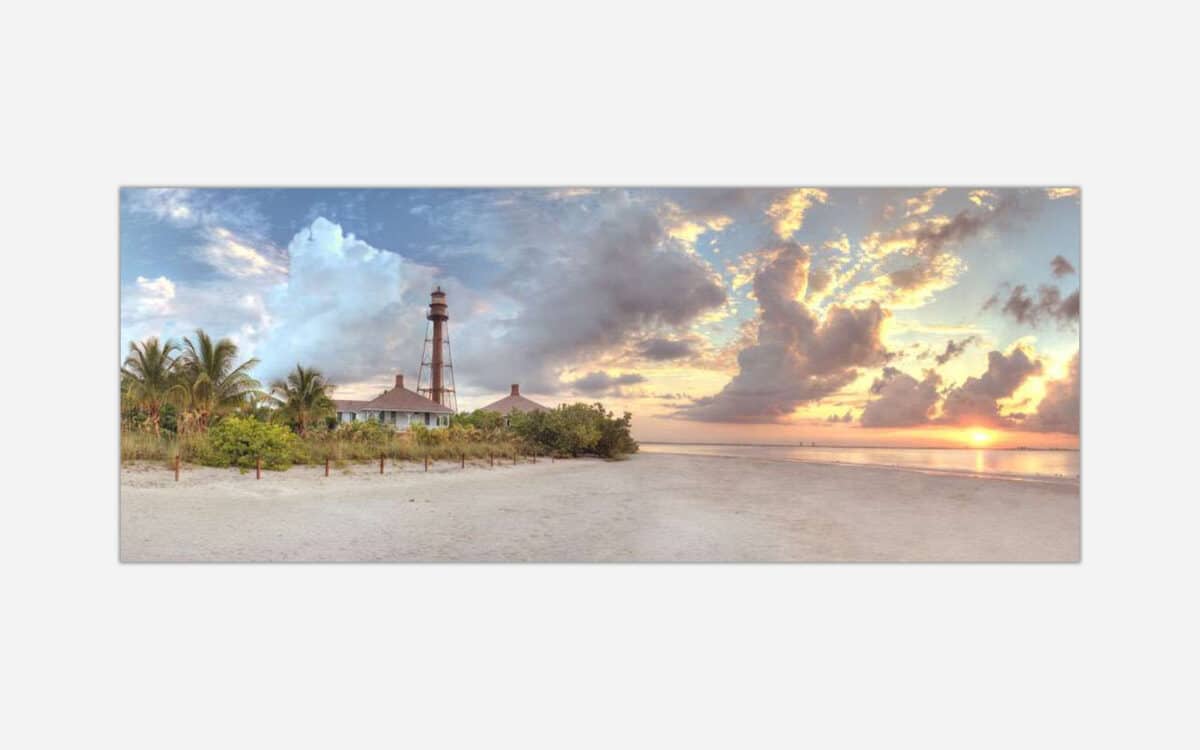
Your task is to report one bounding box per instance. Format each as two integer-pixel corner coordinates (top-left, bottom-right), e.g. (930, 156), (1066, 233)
(332, 420), (395, 445)
(596, 408), (638, 458)
(452, 409), (508, 435)
(196, 415), (301, 470)
(510, 403), (638, 458)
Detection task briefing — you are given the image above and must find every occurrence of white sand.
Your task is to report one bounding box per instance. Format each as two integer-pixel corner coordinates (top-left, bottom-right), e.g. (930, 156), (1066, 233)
(120, 453), (1079, 562)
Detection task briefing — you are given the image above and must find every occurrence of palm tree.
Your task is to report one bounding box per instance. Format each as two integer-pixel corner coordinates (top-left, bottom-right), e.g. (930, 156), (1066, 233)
(271, 364), (335, 437)
(178, 329), (262, 431)
(121, 337), (184, 436)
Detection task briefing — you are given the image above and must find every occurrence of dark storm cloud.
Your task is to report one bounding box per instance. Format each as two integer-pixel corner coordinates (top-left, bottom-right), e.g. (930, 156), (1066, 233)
(934, 335), (981, 365)
(860, 368), (942, 427)
(567, 371), (647, 395)
(940, 347), (1042, 427)
(637, 336), (699, 361)
(677, 244), (889, 423)
(1028, 353), (1080, 434)
(1051, 255), (1077, 277)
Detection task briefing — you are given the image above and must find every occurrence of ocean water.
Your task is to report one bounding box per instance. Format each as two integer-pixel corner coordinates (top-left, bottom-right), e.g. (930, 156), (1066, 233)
(639, 442), (1080, 482)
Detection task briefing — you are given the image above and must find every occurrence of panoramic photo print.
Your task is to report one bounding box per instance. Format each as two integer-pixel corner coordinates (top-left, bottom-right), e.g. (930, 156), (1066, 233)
(119, 187), (1080, 562)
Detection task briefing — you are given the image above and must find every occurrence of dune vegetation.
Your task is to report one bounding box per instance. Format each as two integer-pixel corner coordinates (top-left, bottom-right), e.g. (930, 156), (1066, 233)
(121, 330), (637, 471)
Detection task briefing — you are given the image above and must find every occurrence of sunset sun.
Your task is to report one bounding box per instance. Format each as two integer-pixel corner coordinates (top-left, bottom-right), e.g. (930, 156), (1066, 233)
(969, 429), (994, 446)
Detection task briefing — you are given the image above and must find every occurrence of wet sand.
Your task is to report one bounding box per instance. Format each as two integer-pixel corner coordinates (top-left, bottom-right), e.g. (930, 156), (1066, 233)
(120, 453), (1080, 562)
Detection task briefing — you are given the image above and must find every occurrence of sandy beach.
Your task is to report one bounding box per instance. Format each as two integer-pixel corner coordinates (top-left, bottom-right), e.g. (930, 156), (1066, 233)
(120, 453), (1079, 562)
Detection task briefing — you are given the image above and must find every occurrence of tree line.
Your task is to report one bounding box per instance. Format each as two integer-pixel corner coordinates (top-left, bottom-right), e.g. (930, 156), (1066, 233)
(121, 331), (638, 461)
(121, 330), (335, 437)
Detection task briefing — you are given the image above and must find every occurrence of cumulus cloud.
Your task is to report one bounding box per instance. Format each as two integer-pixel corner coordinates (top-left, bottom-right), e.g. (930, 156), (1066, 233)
(252, 218), (442, 384)
(131, 275), (176, 317)
(120, 273), (276, 363)
(1028, 353), (1080, 434)
(1051, 255), (1077, 277)
(860, 367), (942, 427)
(677, 244), (889, 422)
(940, 347), (1042, 427)
(567, 371), (647, 395)
(827, 410), (854, 423)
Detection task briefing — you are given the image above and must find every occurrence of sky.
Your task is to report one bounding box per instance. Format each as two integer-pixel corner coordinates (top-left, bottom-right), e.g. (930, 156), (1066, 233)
(120, 187), (1080, 448)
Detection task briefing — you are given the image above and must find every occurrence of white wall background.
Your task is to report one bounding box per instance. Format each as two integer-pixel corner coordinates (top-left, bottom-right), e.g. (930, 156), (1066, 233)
(1, 2), (1197, 749)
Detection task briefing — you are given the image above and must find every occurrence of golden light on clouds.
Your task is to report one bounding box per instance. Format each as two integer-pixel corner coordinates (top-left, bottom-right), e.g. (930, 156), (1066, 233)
(1045, 187), (1080, 200)
(904, 187), (947, 217)
(823, 234), (851, 254)
(660, 201), (734, 254)
(968, 189), (998, 207)
(666, 215), (733, 250)
(767, 188), (828, 240)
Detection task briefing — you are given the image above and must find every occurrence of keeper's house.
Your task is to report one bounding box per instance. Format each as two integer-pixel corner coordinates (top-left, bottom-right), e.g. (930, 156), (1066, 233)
(481, 383), (549, 415)
(334, 374), (452, 430)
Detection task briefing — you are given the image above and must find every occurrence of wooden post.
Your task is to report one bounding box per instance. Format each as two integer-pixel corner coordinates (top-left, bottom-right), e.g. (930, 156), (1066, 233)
(489, 452), (493, 467)
(174, 453), (180, 481)
(532, 450), (537, 464)
(256, 456), (261, 480)
(325, 457), (330, 477)
(424, 454), (429, 472)
(461, 452), (465, 469)
(380, 453), (385, 474)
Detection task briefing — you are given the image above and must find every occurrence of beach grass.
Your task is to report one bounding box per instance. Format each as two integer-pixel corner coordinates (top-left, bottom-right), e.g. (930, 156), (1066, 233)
(121, 429), (526, 469)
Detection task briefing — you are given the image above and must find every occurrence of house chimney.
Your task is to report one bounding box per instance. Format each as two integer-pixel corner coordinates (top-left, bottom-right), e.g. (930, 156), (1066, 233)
(511, 384), (520, 396)
(395, 374), (404, 390)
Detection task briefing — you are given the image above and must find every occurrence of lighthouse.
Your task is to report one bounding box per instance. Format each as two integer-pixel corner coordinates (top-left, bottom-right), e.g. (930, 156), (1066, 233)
(416, 286), (456, 411)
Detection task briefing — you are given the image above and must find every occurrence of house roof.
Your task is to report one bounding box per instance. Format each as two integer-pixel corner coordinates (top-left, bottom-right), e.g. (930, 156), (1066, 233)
(481, 393), (550, 414)
(362, 386), (454, 414)
(333, 399), (371, 412)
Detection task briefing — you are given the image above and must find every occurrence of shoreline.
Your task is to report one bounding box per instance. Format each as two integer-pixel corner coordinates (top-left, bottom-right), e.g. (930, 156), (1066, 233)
(121, 453), (1079, 562)
(640, 440), (1080, 452)
(636, 447), (1080, 486)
